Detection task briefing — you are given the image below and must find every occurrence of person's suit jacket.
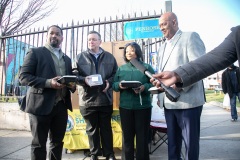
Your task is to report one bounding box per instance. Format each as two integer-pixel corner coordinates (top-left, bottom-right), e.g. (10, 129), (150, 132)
(158, 30), (206, 109)
(19, 47), (73, 115)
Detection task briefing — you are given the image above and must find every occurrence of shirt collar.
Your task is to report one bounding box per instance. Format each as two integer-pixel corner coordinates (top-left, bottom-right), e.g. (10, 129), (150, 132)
(45, 43), (64, 58)
(45, 43), (61, 52)
(166, 29), (180, 44)
(89, 48), (103, 57)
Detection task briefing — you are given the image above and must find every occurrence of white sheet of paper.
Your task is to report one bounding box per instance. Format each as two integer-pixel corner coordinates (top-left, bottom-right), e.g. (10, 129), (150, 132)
(92, 76), (99, 81)
(150, 122), (167, 128)
(151, 94), (166, 122)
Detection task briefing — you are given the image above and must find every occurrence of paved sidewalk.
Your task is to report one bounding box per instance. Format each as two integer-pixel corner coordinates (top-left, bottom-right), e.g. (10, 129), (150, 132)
(0, 103), (240, 160)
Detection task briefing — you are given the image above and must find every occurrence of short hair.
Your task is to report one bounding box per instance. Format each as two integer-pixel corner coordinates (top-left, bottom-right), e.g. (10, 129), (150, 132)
(47, 25), (63, 35)
(88, 31), (101, 40)
(123, 42), (143, 62)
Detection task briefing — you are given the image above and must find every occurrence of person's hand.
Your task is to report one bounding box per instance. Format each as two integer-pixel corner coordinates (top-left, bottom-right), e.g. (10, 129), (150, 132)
(102, 80), (109, 93)
(150, 71), (181, 88)
(119, 80), (127, 89)
(51, 76), (65, 89)
(84, 76), (91, 86)
(67, 82), (76, 90)
(171, 84), (182, 92)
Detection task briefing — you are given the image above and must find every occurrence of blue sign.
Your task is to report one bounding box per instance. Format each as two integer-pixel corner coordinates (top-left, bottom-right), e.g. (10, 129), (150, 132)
(124, 19), (163, 40)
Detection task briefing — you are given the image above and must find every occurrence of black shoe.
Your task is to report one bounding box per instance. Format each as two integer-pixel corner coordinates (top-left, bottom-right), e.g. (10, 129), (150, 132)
(106, 154), (116, 160)
(231, 119), (237, 122)
(90, 155), (98, 160)
(83, 149), (90, 157)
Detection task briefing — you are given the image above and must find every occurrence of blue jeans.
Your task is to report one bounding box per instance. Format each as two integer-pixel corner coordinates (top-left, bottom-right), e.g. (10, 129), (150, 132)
(230, 92), (240, 120)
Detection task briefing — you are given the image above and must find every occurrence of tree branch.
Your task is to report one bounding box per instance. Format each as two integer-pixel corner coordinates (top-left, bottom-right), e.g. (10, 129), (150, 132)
(1, 0), (57, 36)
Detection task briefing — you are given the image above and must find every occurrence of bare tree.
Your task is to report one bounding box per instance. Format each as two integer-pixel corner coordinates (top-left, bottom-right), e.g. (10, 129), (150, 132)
(0, 0), (57, 36)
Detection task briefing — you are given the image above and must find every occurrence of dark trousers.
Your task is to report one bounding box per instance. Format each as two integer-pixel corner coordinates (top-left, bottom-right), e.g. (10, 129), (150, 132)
(230, 92), (240, 119)
(120, 107), (151, 160)
(29, 100), (68, 160)
(80, 105), (114, 157)
(164, 106), (203, 160)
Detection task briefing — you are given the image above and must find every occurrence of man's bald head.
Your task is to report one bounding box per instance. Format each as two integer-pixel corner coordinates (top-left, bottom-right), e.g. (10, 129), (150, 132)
(159, 12), (179, 40)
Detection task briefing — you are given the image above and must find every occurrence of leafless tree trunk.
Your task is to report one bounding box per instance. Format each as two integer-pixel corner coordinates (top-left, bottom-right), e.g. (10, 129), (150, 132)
(0, 0), (57, 36)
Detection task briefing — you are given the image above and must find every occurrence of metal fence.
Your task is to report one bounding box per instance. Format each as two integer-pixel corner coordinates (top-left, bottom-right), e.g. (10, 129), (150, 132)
(0, 11), (164, 96)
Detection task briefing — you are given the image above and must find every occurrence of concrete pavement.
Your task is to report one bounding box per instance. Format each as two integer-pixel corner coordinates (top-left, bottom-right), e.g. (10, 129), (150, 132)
(0, 103), (240, 160)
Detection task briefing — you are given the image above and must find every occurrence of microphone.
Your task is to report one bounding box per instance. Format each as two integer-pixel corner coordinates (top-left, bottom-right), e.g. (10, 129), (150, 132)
(130, 58), (180, 102)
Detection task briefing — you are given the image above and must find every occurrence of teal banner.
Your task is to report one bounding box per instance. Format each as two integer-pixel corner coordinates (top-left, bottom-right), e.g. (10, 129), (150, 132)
(124, 19), (163, 40)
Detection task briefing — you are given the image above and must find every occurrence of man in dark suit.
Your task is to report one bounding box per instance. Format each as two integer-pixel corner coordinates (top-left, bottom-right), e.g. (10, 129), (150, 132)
(19, 25), (75, 160)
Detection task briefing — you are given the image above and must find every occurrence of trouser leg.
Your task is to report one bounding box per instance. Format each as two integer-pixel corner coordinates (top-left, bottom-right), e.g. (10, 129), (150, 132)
(164, 108), (182, 160)
(120, 108), (135, 160)
(135, 108), (151, 160)
(48, 101), (68, 160)
(179, 106), (203, 160)
(99, 106), (114, 157)
(29, 114), (50, 160)
(80, 107), (102, 156)
(230, 93), (238, 119)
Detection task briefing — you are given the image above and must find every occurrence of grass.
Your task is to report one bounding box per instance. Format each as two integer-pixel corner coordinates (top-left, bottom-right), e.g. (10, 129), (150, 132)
(205, 90), (224, 102)
(205, 89), (240, 107)
(0, 96), (19, 103)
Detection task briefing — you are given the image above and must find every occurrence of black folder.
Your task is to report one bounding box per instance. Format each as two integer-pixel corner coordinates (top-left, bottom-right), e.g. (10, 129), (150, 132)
(121, 81), (142, 88)
(57, 75), (77, 85)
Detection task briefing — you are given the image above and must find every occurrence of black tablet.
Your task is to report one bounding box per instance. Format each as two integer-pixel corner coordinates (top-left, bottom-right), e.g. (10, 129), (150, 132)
(57, 75), (77, 85)
(121, 81), (142, 88)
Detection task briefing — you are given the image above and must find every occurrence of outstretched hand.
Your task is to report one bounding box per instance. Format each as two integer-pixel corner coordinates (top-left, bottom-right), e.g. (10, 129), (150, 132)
(150, 71), (181, 88)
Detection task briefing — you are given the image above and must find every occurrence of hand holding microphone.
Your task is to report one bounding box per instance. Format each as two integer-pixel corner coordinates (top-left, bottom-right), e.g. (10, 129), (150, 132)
(130, 58), (180, 102)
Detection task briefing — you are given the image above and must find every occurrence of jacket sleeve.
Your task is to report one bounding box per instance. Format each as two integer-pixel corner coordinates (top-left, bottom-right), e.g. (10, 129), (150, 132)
(106, 56), (118, 88)
(174, 25), (240, 87)
(76, 53), (87, 86)
(19, 48), (48, 88)
(221, 71), (227, 94)
(181, 32), (206, 92)
(112, 68), (121, 92)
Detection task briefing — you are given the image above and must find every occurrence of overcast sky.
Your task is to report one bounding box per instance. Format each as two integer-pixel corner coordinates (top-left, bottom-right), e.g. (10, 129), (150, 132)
(33, 0), (240, 53)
